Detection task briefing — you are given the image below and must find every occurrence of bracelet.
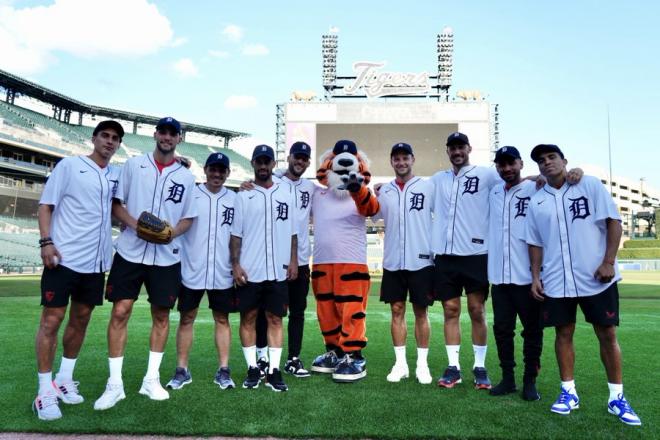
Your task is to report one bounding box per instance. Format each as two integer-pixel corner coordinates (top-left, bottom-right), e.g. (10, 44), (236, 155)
(40, 241), (54, 248)
(38, 237), (52, 245)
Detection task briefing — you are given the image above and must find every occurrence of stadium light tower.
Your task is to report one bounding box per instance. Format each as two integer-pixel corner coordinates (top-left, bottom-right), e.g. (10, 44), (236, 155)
(437, 26), (454, 102)
(322, 28), (339, 100)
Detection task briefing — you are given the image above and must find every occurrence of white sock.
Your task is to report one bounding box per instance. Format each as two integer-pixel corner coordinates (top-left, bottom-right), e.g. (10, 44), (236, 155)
(417, 347), (429, 367)
(256, 346), (269, 361)
(561, 380), (576, 395)
(38, 371), (53, 395)
(394, 345), (407, 366)
(145, 351), (164, 380)
(268, 347), (282, 373)
(243, 345), (257, 368)
(55, 356), (77, 383)
(608, 383), (623, 402)
(446, 345), (460, 369)
(108, 356), (124, 385)
(473, 345), (487, 369)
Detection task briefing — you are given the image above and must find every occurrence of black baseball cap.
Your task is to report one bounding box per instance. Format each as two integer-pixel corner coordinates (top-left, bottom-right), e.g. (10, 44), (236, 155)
(205, 152), (230, 169)
(156, 116), (182, 134)
(530, 144), (564, 162)
(446, 132), (470, 146)
(93, 120), (124, 139)
(333, 140), (358, 155)
(494, 146), (521, 163)
(290, 141), (311, 157)
(391, 142), (414, 156)
(252, 144), (275, 161)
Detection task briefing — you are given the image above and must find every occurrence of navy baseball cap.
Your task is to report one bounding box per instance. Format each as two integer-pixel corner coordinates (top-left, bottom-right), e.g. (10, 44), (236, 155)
(93, 120), (124, 139)
(494, 146), (521, 163)
(333, 140), (358, 155)
(205, 152), (230, 169)
(446, 132), (470, 146)
(530, 144), (564, 162)
(156, 116), (182, 134)
(391, 142), (414, 156)
(290, 141), (311, 157)
(252, 144), (275, 161)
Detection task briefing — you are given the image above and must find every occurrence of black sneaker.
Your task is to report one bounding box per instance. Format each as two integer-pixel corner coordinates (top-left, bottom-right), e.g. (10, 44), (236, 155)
(265, 368), (288, 392)
(242, 366), (261, 389)
(284, 357), (311, 378)
(522, 380), (541, 401)
(489, 379), (517, 396)
(257, 357), (269, 380)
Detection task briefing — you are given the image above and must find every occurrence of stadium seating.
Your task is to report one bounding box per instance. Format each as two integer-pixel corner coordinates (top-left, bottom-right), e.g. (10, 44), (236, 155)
(0, 231), (41, 266)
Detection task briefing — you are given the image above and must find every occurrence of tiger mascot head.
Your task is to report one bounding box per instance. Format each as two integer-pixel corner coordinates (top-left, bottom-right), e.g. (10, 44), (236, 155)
(316, 140), (372, 198)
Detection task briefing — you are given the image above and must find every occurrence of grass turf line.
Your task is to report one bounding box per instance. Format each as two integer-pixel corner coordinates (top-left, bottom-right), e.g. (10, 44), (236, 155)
(0, 274), (658, 438)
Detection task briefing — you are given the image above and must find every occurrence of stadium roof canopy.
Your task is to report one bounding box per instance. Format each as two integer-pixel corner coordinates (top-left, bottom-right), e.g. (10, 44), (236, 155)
(0, 68), (248, 140)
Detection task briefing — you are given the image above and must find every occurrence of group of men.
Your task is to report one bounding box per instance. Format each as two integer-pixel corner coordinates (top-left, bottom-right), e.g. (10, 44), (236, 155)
(33, 118), (641, 427)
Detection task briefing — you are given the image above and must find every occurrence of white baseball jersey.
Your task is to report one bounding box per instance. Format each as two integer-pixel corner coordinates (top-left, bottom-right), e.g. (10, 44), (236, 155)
(376, 177), (434, 271)
(431, 165), (501, 256)
(231, 183), (297, 282)
(488, 179), (536, 285)
(39, 156), (119, 273)
(278, 175), (315, 266)
(312, 188), (367, 265)
(181, 184), (236, 290)
(525, 175), (622, 298)
(114, 153), (197, 267)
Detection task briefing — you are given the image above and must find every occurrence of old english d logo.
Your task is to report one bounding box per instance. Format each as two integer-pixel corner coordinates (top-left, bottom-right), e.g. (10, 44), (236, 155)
(568, 196), (590, 222)
(165, 181), (185, 204)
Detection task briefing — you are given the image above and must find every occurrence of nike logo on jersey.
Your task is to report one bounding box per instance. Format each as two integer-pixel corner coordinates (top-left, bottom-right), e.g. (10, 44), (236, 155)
(248, 195), (256, 199)
(537, 200), (545, 205)
(79, 170), (88, 173)
(140, 165), (148, 168)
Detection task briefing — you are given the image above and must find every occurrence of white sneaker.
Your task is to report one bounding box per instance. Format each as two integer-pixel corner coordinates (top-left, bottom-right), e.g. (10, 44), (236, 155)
(139, 377), (169, 401)
(33, 391), (62, 421)
(386, 363), (409, 382)
(54, 379), (84, 404)
(415, 364), (433, 384)
(94, 383), (125, 410)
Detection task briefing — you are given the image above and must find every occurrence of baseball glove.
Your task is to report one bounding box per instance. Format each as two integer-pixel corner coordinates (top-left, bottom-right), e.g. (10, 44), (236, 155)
(136, 211), (173, 244)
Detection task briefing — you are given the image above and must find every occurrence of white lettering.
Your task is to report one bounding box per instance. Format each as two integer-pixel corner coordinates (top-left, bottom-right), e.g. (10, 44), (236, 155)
(344, 61), (430, 98)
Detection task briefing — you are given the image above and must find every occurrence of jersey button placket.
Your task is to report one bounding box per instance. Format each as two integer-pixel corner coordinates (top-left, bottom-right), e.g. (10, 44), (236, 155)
(447, 176), (459, 249)
(399, 192), (406, 269)
(556, 195), (576, 296)
(503, 195), (511, 283)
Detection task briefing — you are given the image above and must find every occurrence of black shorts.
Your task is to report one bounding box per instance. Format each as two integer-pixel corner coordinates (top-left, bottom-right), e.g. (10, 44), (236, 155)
(105, 253), (181, 309)
(380, 267), (434, 307)
(541, 283), (620, 328)
(41, 265), (105, 308)
(236, 280), (288, 317)
(433, 254), (489, 301)
(177, 285), (237, 314)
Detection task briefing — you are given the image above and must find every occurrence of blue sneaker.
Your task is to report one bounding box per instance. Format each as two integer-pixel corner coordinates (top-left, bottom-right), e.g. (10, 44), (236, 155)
(311, 350), (340, 374)
(608, 394), (642, 426)
(551, 388), (580, 415)
(166, 367), (192, 390)
(332, 354), (367, 383)
(437, 366), (462, 388)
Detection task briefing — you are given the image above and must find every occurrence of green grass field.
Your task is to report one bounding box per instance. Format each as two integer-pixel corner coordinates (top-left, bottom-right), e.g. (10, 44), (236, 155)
(0, 272), (658, 439)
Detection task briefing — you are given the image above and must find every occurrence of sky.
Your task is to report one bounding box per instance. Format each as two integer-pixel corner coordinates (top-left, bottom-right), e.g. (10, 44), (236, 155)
(1, 0), (659, 189)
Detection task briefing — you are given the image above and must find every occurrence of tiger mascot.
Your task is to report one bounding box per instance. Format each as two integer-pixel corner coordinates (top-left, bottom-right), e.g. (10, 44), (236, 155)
(310, 140), (379, 383)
